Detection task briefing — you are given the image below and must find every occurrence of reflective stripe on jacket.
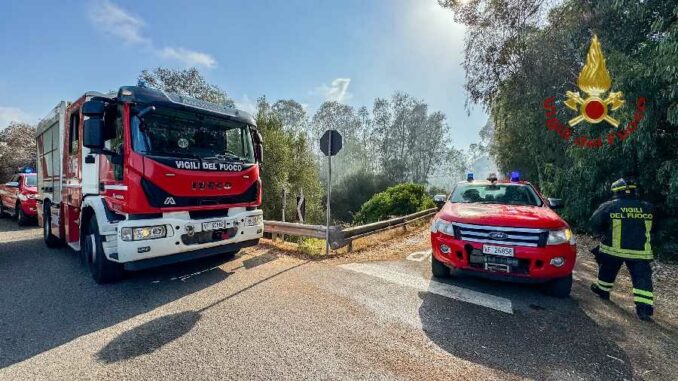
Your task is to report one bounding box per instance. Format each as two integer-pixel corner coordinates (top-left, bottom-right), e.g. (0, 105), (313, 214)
(589, 197), (654, 260)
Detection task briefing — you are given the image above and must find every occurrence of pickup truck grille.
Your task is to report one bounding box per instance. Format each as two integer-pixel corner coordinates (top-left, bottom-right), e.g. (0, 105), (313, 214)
(452, 222), (547, 247)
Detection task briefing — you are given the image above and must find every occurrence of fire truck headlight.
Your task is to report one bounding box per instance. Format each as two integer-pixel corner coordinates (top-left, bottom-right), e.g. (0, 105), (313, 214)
(244, 215), (263, 226)
(546, 228), (572, 245)
(121, 225), (169, 241)
(431, 219), (455, 236)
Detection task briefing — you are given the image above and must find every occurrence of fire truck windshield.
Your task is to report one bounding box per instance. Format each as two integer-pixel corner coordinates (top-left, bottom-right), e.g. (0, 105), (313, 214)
(131, 106), (255, 163)
(450, 183), (543, 207)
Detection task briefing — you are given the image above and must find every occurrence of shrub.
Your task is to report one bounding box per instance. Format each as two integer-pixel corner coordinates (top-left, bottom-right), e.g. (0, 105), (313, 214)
(331, 170), (394, 223)
(353, 183), (435, 224)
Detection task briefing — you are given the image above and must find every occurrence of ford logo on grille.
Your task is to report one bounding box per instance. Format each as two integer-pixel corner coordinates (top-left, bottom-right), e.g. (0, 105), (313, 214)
(489, 232), (508, 240)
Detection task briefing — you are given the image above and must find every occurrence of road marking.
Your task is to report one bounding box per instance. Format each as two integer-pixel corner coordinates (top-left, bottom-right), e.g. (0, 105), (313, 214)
(406, 249), (431, 262)
(340, 262), (513, 314)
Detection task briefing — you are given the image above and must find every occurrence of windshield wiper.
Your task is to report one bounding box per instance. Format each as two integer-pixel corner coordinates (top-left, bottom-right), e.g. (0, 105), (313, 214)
(203, 151), (243, 161)
(148, 151), (202, 161)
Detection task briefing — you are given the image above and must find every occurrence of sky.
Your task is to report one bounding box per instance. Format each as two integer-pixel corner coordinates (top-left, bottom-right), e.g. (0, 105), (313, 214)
(0, 0), (487, 149)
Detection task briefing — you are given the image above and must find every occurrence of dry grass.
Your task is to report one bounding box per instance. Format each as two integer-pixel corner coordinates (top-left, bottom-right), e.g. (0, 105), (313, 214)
(260, 219), (433, 263)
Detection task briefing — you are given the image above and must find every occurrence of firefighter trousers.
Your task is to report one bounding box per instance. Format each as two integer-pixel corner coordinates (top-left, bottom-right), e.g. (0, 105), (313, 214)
(595, 252), (654, 314)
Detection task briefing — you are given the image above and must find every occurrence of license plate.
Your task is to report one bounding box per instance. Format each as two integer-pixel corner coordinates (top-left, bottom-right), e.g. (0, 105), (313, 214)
(202, 220), (226, 231)
(482, 244), (514, 257)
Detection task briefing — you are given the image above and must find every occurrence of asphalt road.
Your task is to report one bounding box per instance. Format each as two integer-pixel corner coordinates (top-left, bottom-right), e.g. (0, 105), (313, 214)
(0, 218), (676, 380)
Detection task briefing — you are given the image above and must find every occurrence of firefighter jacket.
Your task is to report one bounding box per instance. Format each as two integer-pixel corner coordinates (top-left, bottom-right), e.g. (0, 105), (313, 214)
(589, 197), (654, 260)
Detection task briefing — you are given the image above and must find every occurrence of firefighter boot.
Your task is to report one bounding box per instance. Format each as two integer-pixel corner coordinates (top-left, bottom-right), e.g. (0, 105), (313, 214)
(590, 283), (610, 300)
(636, 305), (654, 322)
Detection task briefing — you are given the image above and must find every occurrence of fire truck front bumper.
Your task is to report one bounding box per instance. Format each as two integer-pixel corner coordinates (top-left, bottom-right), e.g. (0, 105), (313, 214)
(103, 209), (264, 269)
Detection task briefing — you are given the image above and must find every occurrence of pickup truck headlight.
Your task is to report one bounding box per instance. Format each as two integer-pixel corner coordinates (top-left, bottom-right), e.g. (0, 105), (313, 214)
(26, 194), (37, 199)
(121, 225), (168, 241)
(547, 228), (574, 245)
(431, 218), (455, 236)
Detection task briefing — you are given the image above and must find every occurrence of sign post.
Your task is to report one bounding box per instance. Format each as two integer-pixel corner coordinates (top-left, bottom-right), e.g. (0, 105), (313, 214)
(320, 130), (343, 255)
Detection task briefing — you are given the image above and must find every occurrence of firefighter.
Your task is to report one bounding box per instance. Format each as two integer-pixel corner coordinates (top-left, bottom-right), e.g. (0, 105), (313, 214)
(589, 178), (655, 321)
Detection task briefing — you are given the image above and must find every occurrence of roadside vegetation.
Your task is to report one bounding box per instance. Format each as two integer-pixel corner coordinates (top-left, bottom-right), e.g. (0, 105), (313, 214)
(440, 0), (678, 259)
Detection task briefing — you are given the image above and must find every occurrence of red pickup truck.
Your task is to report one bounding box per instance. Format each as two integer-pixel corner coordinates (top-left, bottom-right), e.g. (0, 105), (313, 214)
(431, 173), (576, 297)
(0, 171), (38, 225)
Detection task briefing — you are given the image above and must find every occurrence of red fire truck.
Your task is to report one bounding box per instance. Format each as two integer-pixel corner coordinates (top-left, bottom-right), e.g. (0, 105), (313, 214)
(430, 173), (576, 297)
(36, 86), (264, 283)
(0, 169), (38, 225)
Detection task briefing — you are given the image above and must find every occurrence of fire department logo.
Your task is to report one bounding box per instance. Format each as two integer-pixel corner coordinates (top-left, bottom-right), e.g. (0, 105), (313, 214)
(564, 35), (624, 127)
(543, 35), (646, 149)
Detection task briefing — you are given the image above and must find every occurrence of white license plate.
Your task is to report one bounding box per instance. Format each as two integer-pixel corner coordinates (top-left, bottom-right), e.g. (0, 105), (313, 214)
(202, 220), (226, 231)
(482, 244), (514, 257)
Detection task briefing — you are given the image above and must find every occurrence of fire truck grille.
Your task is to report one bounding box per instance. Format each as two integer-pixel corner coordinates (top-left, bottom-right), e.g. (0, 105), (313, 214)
(452, 222), (548, 247)
(141, 178), (258, 208)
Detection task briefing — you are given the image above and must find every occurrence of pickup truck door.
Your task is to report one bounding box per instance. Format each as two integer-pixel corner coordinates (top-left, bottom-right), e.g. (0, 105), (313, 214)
(1, 175), (20, 209)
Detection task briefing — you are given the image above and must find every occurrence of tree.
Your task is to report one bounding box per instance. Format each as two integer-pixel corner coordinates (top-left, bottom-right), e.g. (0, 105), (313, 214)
(0, 122), (36, 181)
(138, 67), (234, 106)
(256, 97), (323, 224)
(440, 0), (678, 258)
(272, 99), (308, 135)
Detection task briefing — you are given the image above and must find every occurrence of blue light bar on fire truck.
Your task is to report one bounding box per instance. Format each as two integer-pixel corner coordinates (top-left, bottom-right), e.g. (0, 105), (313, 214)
(467, 173), (474, 182)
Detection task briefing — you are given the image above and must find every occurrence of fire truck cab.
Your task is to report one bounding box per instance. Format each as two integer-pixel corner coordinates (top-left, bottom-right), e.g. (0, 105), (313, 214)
(36, 86), (264, 283)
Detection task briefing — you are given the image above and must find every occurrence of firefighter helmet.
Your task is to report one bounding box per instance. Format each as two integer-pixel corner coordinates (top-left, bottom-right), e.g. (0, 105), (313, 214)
(611, 178), (637, 196)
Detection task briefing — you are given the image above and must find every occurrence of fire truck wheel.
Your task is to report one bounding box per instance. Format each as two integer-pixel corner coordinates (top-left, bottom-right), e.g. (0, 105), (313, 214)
(84, 218), (123, 284)
(16, 203), (30, 226)
(431, 254), (450, 278)
(544, 274), (573, 298)
(43, 203), (62, 248)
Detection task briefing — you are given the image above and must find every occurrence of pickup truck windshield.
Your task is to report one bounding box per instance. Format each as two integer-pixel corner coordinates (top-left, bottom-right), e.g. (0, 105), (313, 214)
(450, 183), (543, 207)
(131, 106), (255, 163)
(24, 176), (37, 187)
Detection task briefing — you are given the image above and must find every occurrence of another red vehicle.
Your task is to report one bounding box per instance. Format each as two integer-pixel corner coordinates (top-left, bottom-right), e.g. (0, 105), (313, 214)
(430, 173), (576, 297)
(0, 170), (38, 225)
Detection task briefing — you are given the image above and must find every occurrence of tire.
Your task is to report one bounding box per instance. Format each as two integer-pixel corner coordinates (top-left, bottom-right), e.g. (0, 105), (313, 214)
(43, 203), (61, 248)
(431, 253), (450, 278)
(544, 274), (573, 298)
(83, 218), (123, 284)
(16, 203), (30, 226)
(0, 202), (6, 218)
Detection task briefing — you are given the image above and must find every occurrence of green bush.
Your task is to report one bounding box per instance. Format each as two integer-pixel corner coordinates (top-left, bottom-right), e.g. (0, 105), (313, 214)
(353, 183), (435, 224)
(331, 170), (394, 223)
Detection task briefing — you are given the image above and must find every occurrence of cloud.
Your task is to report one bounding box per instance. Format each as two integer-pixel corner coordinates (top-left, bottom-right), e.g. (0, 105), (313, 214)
(158, 47), (217, 69)
(234, 95), (257, 114)
(315, 78), (352, 103)
(0, 107), (35, 130)
(87, 0), (216, 68)
(88, 0), (149, 45)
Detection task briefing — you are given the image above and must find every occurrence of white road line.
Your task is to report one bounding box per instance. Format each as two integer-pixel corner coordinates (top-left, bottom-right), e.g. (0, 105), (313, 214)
(340, 262), (513, 314)
(406, 249), (432, 262)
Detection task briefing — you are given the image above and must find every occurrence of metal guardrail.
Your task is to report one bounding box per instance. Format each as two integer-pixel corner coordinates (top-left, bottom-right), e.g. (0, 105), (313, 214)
(263, 208), (437, 251)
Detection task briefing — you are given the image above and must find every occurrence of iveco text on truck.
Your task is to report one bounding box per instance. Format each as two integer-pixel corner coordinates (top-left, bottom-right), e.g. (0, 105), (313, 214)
(36, 86), (264, 283)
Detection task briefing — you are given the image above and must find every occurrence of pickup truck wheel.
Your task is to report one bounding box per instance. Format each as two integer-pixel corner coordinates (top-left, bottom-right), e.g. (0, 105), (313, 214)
(43, 204), (61, 248)
(431, 254), (450, 278)
(16, 203), (30, 226)
(84, 218), (123, 284)
(544, 275), (572, 298)
(0, 202), (6, 218)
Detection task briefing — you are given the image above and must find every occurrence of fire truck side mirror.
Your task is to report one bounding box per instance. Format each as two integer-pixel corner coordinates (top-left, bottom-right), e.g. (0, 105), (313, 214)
(254, 143), (263, 163)
(83, 118), (105, 150)
(82, 100), (105, 117)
